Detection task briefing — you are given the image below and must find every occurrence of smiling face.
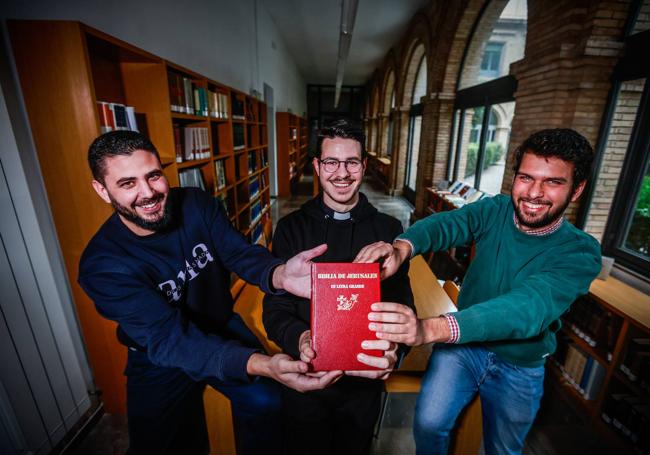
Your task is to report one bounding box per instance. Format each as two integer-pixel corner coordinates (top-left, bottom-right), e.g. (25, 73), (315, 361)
(313, 137), (366, 213)
(511, 151), (586, 231)
(91, 149), (171, 236)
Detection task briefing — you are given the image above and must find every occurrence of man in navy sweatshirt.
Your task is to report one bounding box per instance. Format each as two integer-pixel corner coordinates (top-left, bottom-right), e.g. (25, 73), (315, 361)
(78, 131), (341, 455)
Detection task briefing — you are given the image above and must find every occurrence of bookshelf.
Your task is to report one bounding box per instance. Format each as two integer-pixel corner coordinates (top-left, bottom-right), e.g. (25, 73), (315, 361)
(550, 278), (650, 453)
(8, 20), (273, 414)
(276, 112), (308, 197)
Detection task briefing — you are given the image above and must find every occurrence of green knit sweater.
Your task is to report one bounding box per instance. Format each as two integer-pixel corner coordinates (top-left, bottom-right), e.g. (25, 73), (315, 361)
(400, 194), (601, 367)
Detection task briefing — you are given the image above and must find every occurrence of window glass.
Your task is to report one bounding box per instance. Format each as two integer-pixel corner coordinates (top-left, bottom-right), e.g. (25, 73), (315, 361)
(459, 0), (527, 89)
(457, 107), (484, 188)
(412, 57), (427, 104)
(480, 42), (504, 78)
(631, 0), (650, 35)
(406, 116), (422, 190)
(623, 158), (650, 259)
(480, 101), (514, 195)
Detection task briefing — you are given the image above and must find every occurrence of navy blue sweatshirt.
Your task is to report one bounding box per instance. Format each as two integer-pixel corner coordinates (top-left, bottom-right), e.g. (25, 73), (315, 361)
(78, 188), (282, 382)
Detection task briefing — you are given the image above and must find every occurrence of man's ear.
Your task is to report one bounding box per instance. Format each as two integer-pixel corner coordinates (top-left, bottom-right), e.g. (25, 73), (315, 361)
(313, 158), (320, 178)
(570, 179), (587, 202)
(92, 179), (112, 204)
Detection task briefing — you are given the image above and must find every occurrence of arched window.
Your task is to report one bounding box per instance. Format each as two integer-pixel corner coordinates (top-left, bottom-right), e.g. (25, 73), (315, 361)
(404, 53), (427, 202)
(448, 0), (527, 196)
(380, 70), (395, 157)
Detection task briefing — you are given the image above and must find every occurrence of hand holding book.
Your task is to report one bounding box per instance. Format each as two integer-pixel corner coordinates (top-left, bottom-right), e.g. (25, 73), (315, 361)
(346, 339), (398, 380)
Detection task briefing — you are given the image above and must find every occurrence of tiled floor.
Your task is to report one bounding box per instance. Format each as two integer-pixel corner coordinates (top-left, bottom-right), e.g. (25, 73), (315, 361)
(68, 176), (616, 454)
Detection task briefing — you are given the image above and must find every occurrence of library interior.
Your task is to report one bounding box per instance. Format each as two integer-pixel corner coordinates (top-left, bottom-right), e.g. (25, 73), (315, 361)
(1, 0), (650, 454)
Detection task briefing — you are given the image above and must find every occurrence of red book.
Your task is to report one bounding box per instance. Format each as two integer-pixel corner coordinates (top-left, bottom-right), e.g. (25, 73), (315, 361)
(310, 262), (382, 371)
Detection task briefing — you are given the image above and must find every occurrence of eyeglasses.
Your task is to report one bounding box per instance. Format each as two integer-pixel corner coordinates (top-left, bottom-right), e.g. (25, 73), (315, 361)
(318, 158), (363, 173)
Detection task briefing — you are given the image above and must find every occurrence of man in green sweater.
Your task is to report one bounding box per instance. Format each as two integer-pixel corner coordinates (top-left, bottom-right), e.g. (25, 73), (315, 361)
(355, 129), (602, 454)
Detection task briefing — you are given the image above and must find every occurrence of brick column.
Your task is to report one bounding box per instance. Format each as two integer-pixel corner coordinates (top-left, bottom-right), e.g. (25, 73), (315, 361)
(390, 107), (412, 195)
(502, 0), (631, 227)
(413, 93), (456, 217)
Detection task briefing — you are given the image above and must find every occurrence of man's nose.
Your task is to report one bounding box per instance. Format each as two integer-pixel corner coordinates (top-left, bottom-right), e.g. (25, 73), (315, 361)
(138, 180), (155, 198)
(334, 161), (350, 177)
(528, 180), (544, 199)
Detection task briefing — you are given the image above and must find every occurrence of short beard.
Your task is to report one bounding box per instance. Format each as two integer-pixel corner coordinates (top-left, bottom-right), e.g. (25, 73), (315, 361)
(109, 191), (173, 232)
(512, 193), (572, 230)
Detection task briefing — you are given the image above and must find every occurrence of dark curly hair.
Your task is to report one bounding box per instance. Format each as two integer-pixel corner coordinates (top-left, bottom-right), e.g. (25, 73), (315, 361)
(315, 118), (367, 159)
(88, 131), (160, 184)
(513, 128), (594, 190)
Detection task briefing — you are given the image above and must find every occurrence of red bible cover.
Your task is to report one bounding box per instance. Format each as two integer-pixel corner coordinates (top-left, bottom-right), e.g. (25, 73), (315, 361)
(310, 262), (382, 371)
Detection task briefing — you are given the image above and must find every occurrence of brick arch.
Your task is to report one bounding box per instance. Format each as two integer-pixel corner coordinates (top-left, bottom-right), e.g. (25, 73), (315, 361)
(435, 0), (491, 95)
(396, 12), (432, 106)
(378, 49), (399, 113)
(401, 41), (427, 107)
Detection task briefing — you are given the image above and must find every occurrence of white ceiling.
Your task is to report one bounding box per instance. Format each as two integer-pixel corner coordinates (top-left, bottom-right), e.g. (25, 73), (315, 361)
(261, 0), (430, 86)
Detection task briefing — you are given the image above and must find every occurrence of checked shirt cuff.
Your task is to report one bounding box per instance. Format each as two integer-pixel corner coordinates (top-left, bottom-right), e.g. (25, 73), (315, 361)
(443, 314), (460, 344)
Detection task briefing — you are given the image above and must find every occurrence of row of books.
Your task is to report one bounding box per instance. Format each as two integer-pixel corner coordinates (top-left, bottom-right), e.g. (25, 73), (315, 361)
(232, 96), (245, 120)
(233, 123), (245, 150)
(168, 72), (229, 118)
(249, 176), (260, 200)
(215, 160), (227, 190)
(602, 393), (650, 449)
(563, 296), (620, 359)
(251, 212), (270, 245)
(250, 199), (262, 225)
(97, 101), (138, 133)
(216, 192), (232, 218)
(435, 180), (488, 207)
(554, 337), (606, 400)
(178, 168), (205, 191)
(620, 338), (650, 392)
(247, 152), (257, 175)
(173, 125), (211, 162)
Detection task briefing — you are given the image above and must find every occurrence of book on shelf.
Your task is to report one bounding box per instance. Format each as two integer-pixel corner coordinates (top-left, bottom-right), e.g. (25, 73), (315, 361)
(621, 338), (650, 386)
(554, 340), (606, 400)
(563, 296), (620, 358)
(215, 160), (227, 190)
(249, 177), (260, 200)
(178, 168), (205, 190)
(602, 394), (649, 446)
(97, 101), (138, 133)
(173, 124), (182, 163)
(248, 151), (256, 175)
(310, 262), (382, 371)
(207, 90), (229, 119)
(260, 151), (268, 168)
(193, 86), (209, 117)
(250, 199), (262, 225)
(252, 221), (264, 245)
(216, 192), (231, 217)
(260, 172), (266, 190)
(231, 96), (245, 120)
(180, 127), (210, 161)
(168, 72), (197, 115)
(233, 123), (245, 150)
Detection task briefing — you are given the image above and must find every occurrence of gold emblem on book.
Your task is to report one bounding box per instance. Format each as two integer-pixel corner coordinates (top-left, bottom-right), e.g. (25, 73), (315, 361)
(336, 294), (358, 311)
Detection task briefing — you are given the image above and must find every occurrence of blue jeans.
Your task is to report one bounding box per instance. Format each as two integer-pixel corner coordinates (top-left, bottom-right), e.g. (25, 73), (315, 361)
(414, 345), (544, 455)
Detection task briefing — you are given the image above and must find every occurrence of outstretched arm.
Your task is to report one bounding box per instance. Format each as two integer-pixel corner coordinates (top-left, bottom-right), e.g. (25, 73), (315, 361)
(272, 244), (328, 298)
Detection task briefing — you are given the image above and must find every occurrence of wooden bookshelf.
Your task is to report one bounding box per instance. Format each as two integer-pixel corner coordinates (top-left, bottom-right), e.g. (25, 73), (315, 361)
(8, 20), (273, 415)
(552, 277), (650, 453)
(276, 112), (308, 197)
